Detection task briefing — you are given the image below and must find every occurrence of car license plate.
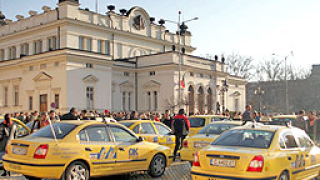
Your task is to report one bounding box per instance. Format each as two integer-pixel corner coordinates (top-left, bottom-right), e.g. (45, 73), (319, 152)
(12, 147), (27, 155)
(210, 159), (235, 167)
(194, 142), (209, 148)
(9, 164), (21, 170)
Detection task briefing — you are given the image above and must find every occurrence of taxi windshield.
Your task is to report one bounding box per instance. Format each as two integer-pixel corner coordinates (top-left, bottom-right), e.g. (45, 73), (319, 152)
(212, 129), (275, 149)
(198, 124), (239, 135)
(30, 123), (77, 139)
(189, 118), (205, 127)
(119, 122), (135, 128)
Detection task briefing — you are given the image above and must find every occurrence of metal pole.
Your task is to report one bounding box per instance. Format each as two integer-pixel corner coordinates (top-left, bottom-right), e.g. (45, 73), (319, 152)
(178, 11), (181, 109)
(95, 0), (98, 13)
(285, 57), (289, 114)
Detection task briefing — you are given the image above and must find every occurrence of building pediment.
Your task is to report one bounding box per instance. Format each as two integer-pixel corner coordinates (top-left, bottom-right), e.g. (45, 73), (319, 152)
(143, 80), (161, 89)
(233, 91), (241, 96)
(120, 80), (134, 88)
(33, 72), (52, 82)
(83, 75), (99, 84)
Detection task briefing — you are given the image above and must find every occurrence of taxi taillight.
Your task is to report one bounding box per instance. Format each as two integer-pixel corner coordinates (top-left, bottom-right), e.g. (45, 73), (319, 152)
(34, 144), (49, 159)
(183, 140), (188, 148)
(193, 152), (200, 166)
(247, 155), (264, 172)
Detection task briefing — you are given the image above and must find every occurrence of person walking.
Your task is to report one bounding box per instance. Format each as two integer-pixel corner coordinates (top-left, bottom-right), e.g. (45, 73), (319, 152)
(242, 105), (252, 124)
(60, 107), (79, 120)
(31, 112), (50, 133)
(171, 109), (190, 161)
(49, 110), (60, 123)
(162, 110), (172, 128)
(0, 114), (17, 176)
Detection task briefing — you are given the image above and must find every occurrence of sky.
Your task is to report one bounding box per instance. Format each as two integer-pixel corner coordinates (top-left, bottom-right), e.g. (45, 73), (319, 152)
(1, 0), (320, 69)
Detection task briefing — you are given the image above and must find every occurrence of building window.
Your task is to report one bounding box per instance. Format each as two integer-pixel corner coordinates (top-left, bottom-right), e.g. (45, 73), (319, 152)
(40, 64), (47, 70)
(48, 36), (57, 51)
(97, 40), (102, 53)
(235, 99), (239, 111)
(86, 63), (93, 68)
(147, 91), (151, 111)
(4, 87), (8, 107)
(86, 86), (94, 110)
(154, 91), (158, 111)
(235, 84), (239, 88)
(29, 66), (35, 71)
(0, 49), (4, 61)
(29, 96), (33, 110)
(149, 71), (156, 76)
(128, 92), (131, 111)
(34, 40), (42, 54)
(190, 72), (194, 76)
(9, 46), (16, 60)
(200, 74), (204, 78)
(20, 43), (29, 56)
(79, 36), (84, 50)
(14, 85), (19, 106)
(124, 72), (130, 76)
(86, 38), (92, 51)
(105, 40), (110, 55)
(122, 92), (126, 110)
(55, 94), (59, 109)
(54, 62), (60, 67)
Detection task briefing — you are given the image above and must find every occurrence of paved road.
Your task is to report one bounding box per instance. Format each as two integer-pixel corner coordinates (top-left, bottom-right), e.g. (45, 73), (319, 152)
(0, 161), (192, 180)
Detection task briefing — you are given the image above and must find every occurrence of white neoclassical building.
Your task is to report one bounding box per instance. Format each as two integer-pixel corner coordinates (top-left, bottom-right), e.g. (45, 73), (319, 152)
(0, 0), (246, 114)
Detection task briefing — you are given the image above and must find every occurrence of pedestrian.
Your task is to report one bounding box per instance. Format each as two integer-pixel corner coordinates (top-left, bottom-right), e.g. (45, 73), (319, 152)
(30, 111), (39, 122)
(296, 110), (308, 132)
(60, 107), (79, 120)
(162, 110), (172, 128)
(171, 109), (190, 161)
(0, 114), (17, 176)
(31, 112), (50, 132)
(17, 111), (26, 123)
(49, 110), (60, 123)
(242, 105), (252, 124)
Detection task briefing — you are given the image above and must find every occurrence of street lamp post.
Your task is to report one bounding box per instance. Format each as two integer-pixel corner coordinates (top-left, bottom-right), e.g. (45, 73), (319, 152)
(272, 52), (294, 114)
(161, 12), (198, 110)
(220, 79), (229, 113)
(254, 86), (265, 112)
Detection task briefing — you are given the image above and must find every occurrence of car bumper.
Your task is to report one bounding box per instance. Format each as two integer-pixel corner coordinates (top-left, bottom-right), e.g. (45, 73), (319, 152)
(3, 158), (65, 179)
(191, 166), (277, 180)
(180, 149), (197, 162)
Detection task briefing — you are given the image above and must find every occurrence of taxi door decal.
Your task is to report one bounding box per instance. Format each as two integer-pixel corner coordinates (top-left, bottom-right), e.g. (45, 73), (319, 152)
(90, 147), (117, 160)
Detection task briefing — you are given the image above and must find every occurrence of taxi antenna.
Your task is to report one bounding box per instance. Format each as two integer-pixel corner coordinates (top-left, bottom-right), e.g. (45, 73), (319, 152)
(48, 119), (59, 145)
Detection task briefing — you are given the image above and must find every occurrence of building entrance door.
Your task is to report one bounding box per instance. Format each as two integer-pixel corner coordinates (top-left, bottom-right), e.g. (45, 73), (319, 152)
(40, 94), (48, 112)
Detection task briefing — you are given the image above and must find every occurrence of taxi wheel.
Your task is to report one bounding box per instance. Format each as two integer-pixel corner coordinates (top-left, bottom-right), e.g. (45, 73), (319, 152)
(24, 175), (41, 180)
(278, 171), (289, 180)
(65, 161), (89, 180)
(148, 154), (166, 177)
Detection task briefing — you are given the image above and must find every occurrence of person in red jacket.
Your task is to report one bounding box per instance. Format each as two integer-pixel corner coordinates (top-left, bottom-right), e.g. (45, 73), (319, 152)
(171, 109), (190, 161)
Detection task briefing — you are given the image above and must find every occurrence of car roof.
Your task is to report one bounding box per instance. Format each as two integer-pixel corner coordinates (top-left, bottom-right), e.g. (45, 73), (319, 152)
(230, 124), (293, 132)
(119, 120), (155, 124)
(209, 121), (242, 125)
(272, 115), (297, 119)
(55, 120), (106, 125)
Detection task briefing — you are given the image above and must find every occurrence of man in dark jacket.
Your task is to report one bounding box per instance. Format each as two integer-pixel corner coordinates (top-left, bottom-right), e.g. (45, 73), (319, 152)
(60, 107), (79, 120)
(171, 109), (190, 161)
(162, 110), (172, 128)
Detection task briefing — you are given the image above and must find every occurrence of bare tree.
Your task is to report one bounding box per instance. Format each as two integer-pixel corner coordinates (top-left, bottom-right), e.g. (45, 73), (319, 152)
(287, 65), (311, 80)
(226, 52), (255, 80)
(260, 58), (285, 81)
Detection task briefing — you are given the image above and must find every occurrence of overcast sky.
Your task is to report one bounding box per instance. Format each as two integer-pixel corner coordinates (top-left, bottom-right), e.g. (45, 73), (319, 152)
(1, 0), (320, 68)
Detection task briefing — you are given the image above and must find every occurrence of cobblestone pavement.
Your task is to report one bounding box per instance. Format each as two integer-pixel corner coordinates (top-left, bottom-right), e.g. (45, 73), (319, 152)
(0, 160), (191, 180)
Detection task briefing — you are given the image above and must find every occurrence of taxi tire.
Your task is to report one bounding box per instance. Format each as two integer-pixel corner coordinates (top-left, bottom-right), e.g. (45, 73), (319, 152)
(64, 161), (89, 180)
(24, 175), (41, 180)
(148, 154), (166, 177)
(278, 171), (289, 180)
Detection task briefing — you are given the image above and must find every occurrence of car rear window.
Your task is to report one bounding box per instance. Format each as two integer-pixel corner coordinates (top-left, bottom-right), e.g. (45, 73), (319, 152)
(30, 123), (77, 139)
(198, 124), (239, 135)
(212, 129), (275, 149)
(189, 118), (206, 127)
(119, 122), (135, 128)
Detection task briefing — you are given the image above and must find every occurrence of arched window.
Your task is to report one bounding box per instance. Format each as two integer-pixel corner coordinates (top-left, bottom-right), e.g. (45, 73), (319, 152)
(198, 86), (204, 115)
(188, 86), (195, 115)
(207, 88), (213, 113)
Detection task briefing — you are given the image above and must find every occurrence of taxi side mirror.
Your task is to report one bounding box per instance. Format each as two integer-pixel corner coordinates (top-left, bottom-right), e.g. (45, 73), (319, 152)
(137, 136), (144, 142)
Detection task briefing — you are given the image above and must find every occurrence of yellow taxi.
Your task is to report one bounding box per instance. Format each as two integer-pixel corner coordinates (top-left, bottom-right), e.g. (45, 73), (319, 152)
(3, 121), (173, 180)
(0, 116), (30, 172)
(180, 121), (242, 162)
(270, 115), (299, 126)
(191, 124), (320, 180)
(119, 120), (175, 151)
(188, 115), (227, 136)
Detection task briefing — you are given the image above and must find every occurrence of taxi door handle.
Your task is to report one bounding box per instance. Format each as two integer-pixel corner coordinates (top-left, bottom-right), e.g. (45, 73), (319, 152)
(85, 147), (92, 151)
(287, 156), (292, 160)
(118, 147), (125, 151)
